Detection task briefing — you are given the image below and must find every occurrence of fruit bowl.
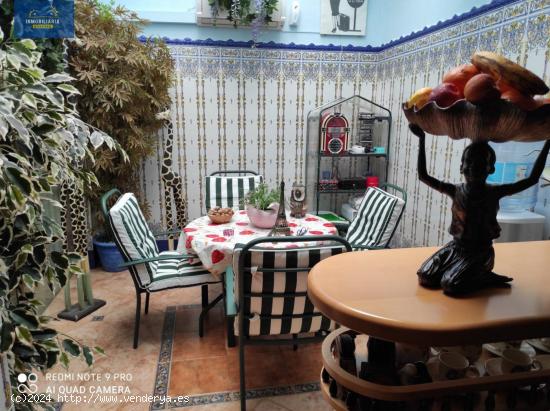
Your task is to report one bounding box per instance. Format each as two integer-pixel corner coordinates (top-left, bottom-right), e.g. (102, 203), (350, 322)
(402, 99), (550, 142)
(207, 207), (234, 224)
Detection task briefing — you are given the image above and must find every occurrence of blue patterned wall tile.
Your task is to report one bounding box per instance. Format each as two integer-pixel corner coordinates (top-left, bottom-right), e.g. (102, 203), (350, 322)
(479, 28), (501, 51)
(527, 13), (550, 48)
(501, 20), (526, 55)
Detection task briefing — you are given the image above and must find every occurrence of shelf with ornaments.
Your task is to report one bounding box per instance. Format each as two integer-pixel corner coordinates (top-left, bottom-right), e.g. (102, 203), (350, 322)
(305, 95), (392, 222)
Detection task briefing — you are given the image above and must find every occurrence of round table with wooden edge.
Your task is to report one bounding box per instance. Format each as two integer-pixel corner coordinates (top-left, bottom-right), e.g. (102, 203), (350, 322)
(307, 241), (550, 405)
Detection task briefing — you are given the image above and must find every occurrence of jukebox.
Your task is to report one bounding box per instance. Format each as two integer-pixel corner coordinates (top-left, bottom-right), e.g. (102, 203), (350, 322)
(320, 112), (349, 155)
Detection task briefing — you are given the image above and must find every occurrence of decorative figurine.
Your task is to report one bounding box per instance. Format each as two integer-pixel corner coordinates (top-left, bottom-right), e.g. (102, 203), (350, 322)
(269, 181), (291, 236)
(290, 182), (306, 218)
(410, 124), (550, 295)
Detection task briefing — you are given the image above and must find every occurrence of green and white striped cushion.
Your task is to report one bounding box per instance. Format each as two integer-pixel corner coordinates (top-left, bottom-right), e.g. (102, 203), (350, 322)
(232, 244), (345, 336)
(148, 251), (219, 291)
(346, 187), (405, 249)
(109, 193), (159, 285)
(205, 175), (263, 210)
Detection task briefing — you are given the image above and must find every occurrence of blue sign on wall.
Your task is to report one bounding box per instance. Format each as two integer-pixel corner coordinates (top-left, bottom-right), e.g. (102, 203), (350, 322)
(14, 0), (74, 38)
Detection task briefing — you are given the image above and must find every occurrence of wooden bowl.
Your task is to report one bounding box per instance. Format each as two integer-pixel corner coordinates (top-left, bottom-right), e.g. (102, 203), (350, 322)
(207, 207), (234, 224)
(402, 100), (550, 142)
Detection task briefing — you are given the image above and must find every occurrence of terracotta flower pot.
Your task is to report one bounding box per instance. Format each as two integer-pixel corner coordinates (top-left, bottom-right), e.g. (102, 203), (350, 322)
(247, 204), (279, 228)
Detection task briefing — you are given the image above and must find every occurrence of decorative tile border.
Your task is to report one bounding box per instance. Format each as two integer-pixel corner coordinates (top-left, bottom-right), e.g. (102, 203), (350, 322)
(151, 306), (176, 410)
(139, 0), (521, 53)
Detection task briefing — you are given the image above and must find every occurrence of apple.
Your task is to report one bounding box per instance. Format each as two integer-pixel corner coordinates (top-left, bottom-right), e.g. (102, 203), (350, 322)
(464, 74), (501, 104)
(442, 64), (479, 96)
(429, 83), (462, 108)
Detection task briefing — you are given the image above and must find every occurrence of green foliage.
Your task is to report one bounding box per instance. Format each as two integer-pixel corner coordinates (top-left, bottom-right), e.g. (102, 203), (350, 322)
(243, 183), (280, 210)
(68, 0), (174, 220)
(209, 0), (278, 25)
(0, 33), (122, 408)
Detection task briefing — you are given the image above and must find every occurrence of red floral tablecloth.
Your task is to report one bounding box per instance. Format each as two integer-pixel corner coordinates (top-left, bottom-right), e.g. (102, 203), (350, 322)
(176, 211), (337, 278)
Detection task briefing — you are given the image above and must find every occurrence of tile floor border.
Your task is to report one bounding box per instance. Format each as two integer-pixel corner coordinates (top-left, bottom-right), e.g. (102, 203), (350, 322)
(151, 305), (321, 409)
(151, 305), (177, 410)
(167, 382), (321, 409)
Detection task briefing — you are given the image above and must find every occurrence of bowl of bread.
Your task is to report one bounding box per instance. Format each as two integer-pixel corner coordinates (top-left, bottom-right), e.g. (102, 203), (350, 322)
(207, 207), (234, 224)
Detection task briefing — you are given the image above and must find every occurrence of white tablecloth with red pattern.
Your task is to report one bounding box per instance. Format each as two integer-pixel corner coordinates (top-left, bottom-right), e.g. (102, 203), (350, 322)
(176, 210), (338, 278)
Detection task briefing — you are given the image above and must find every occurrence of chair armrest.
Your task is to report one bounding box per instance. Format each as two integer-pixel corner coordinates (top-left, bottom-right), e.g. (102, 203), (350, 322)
(153, 229), (182, 238)
(120, 254), (196, 267)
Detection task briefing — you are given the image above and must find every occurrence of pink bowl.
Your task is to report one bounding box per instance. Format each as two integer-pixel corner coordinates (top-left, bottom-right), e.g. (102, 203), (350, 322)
(247, 204), (279, 229)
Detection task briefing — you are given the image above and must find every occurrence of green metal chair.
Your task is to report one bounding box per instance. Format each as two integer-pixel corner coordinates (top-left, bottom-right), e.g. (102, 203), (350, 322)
(226, 235), (352, 410)
(345, 183), (407, 250)
(205, 170), (263, 210)
(100, 189), (222, 348)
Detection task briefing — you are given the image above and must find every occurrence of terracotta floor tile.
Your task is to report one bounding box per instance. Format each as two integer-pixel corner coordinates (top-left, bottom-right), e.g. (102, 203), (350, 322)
(172, 328), (227, 360)
(168, 357), (240, 395)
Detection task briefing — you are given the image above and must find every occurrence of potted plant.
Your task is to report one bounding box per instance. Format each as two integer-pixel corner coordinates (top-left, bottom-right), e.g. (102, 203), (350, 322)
(243, 183), (280, 228)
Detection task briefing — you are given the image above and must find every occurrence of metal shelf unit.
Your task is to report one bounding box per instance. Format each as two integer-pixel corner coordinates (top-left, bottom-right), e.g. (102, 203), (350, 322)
(305, 95), (392, 217)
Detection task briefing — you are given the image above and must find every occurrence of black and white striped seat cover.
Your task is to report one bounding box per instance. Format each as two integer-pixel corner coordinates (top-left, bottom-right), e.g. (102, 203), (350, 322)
(109, 193), (217, 289)
(346, 187), (405, 249)
(232, 243), (347, 336)
(205, 175), (263, 210)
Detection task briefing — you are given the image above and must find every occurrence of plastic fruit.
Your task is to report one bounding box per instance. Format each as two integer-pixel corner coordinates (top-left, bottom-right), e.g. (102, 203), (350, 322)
(428, 83), (462, 108)
(442, 64), (479, 96)
(464, 74), (500, 104)
(406, 87), (433, 109)
(472, 51), (549, 96)
(502, 89), (542, 111)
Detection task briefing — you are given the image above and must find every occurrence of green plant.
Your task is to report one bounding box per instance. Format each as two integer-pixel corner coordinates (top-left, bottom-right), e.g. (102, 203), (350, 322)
(0, 25), (123, 409)
(68, 0), (174, 221)
(243, 183), (280, 210)
(208, 0), (278, 25)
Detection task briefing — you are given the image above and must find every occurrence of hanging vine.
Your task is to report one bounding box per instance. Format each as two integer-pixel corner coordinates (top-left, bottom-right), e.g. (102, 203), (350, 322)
(208, 0), (278, 27)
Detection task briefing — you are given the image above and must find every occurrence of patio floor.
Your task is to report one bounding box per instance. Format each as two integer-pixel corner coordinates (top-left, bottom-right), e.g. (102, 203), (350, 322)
(41, 267), (330, 411)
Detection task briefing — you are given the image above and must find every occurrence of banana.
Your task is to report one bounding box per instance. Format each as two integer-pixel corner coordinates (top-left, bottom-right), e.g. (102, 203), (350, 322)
(406, 87), (433, 109)
(471, 51), (549, 96)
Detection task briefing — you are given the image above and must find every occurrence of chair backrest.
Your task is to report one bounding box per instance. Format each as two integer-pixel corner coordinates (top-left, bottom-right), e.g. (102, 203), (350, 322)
(346, 185), (406, 249)
(105, 191), (159, 287)
(205, 171), (263, 210)
(233, 236), (351, 337)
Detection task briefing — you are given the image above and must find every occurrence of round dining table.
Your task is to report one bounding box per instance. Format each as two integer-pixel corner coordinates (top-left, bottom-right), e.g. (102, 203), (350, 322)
(176, 210), (338, 278)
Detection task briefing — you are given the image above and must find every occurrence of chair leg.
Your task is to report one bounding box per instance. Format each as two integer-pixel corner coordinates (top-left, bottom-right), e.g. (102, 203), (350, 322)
(133, 293), (141, 349)
(199, 292), (223, 338)
(144, 292), (150, 315)
(201, 284), (208, 308)
(226, 316), (236, 347)
(239, 335), (246, 411)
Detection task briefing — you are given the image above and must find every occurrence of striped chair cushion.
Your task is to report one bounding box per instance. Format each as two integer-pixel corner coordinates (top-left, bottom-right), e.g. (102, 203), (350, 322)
(346, 187), (405, 249)
(148, 251), (220, 291)
(205, 175), (263, 210)
(232, 244), (345, 336)
(109, 193), (159, 286)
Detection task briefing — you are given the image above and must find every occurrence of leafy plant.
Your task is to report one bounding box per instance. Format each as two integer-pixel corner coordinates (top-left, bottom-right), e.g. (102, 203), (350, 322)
(0, 22), (123, 409)
(209, 0), (278, 25)
(68, 0), (174, 222)
(243, 183), (280, 210)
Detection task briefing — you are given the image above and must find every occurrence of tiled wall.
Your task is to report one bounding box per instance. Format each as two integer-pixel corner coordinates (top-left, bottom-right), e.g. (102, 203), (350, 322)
(141, 0), (549, 247)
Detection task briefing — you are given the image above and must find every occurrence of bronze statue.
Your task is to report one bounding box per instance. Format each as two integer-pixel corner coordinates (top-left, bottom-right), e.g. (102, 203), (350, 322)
(269, 181), (292, 236)
(410, 124), (550, 295)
